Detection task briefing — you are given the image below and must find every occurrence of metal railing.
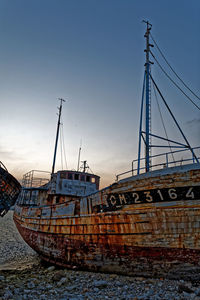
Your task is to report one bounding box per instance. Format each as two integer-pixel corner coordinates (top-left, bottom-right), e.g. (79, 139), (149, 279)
(22, 170), (51, 188)
(116, 146), (200, 181)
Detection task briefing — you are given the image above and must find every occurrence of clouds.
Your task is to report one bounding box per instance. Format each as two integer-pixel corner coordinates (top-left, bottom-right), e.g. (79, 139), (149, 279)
(186, 118), (200, 126)
(0, 146), (20, 161)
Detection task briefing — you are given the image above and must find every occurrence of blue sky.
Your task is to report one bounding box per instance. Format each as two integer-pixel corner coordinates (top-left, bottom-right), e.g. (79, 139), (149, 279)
(0, 0), (199, 187)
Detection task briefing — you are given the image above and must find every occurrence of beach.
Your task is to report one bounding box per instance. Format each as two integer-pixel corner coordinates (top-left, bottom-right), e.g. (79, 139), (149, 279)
(0, 211), (38, 271)
(1, 211), (200, 299)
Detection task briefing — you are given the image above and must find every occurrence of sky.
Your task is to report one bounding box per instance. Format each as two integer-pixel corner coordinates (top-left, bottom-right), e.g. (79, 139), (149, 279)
(0, 0), (199, 187)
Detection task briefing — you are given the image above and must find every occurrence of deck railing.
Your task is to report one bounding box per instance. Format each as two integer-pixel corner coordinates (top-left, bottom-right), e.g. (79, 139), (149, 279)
(116, 146), (200, 181)
(22, 170), (51, 188)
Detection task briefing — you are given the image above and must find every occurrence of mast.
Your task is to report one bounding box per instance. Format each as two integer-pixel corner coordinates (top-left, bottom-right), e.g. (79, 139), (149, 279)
(144, 21), (153, 172)
(136, 21), (199, 176)
(51, 98), (66, 175)
(77, 144), (81, 171)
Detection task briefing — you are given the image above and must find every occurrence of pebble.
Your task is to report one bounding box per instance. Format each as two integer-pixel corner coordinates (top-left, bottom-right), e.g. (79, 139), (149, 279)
(52, 270), (65, 281)
(47, 266), (55, 272)
(178, 283), (194, 293)
(57, 277), (67, 286)
(93, 279), (108, 288)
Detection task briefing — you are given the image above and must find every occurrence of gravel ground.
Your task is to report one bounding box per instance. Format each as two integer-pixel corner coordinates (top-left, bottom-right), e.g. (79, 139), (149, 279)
(1, 211), (200, 299)
(0, 211), (38, 270)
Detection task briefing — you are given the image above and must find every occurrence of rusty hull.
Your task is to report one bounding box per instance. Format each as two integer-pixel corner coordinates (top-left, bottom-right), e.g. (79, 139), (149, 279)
(13, 164), (200, 274)
(0, 165), (21, 216)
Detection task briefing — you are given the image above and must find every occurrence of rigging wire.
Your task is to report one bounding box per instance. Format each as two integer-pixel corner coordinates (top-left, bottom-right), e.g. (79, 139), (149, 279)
(150, 50), (200, 111)
(59, 124), (63, 170)
(60, 117), (68, 169)
(88, 166), (94, 174)
(152, 80), (176, 164)
(150, 33), (200, 101)
(150, 73), (199, 163)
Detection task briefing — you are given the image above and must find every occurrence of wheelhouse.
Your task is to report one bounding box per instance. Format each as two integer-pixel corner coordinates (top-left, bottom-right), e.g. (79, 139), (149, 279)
(51, 170), (100, 197)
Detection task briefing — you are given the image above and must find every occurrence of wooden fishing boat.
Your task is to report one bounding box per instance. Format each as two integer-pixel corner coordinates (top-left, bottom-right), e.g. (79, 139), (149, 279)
(0, 161), (21, 217)
(14, 22), (200, 276)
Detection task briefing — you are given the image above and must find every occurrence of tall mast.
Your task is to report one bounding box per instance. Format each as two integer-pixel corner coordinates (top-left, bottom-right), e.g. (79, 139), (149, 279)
(51, 98), (66, 175)
(144, 21), (153, 172)
(137, 21), (199, 176)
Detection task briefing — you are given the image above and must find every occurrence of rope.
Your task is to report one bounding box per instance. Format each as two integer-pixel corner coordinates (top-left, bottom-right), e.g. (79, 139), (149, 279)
(150, 33), (200, 101)
(152, 80), (176, 164)
(60, 117), (68, 169)
(150, 73), (199, 163)
(59, 125), (63, 170)
(150, 50), (200, 111)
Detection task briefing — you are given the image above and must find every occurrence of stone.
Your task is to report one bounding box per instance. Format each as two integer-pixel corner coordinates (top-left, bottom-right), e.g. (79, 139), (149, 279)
(196, 287), (200, 296)
(178, 284), (194, 293)
(115, 280), (123, 286)
(62, 292), (74, 298)
(47, 266), (55, 272)
(23, 289), (32, 294)
(93, 280), (108, 288)
(57, 277), (67, 287)
(45, 284), (53, 289)
(109, 274), (118, 279)
(27, 282), (35, 289)
(190, 293), (198, 299)
(65, 285), (77, 291)
(52, 270), (65, 282)
(3, 290), (13, 300)
(135, 277), (145, 281)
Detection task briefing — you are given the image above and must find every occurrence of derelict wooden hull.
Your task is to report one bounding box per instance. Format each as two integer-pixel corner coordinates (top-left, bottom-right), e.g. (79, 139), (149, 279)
(13, 164), (200, 275)
(0, 165), (21, 217)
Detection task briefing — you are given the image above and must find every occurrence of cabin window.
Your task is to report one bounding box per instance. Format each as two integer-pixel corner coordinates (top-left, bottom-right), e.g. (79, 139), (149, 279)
(80, 175), (85, 181)
(60, 172), (66, 179)
(68, 173), (73, 180)
(91, 177), (95, 183)
(74, 174), (79, 180)
(86, 176), (90, 182)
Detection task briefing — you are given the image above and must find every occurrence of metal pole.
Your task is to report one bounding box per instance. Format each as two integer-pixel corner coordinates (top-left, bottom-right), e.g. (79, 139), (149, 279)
(137, 72), (146, 174)
(144, 21), (151, 172)
(51, 98), (66, 175)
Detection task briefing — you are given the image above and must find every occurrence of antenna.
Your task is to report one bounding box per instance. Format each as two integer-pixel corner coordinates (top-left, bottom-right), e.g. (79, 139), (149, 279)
(77, 140), (82, 171)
